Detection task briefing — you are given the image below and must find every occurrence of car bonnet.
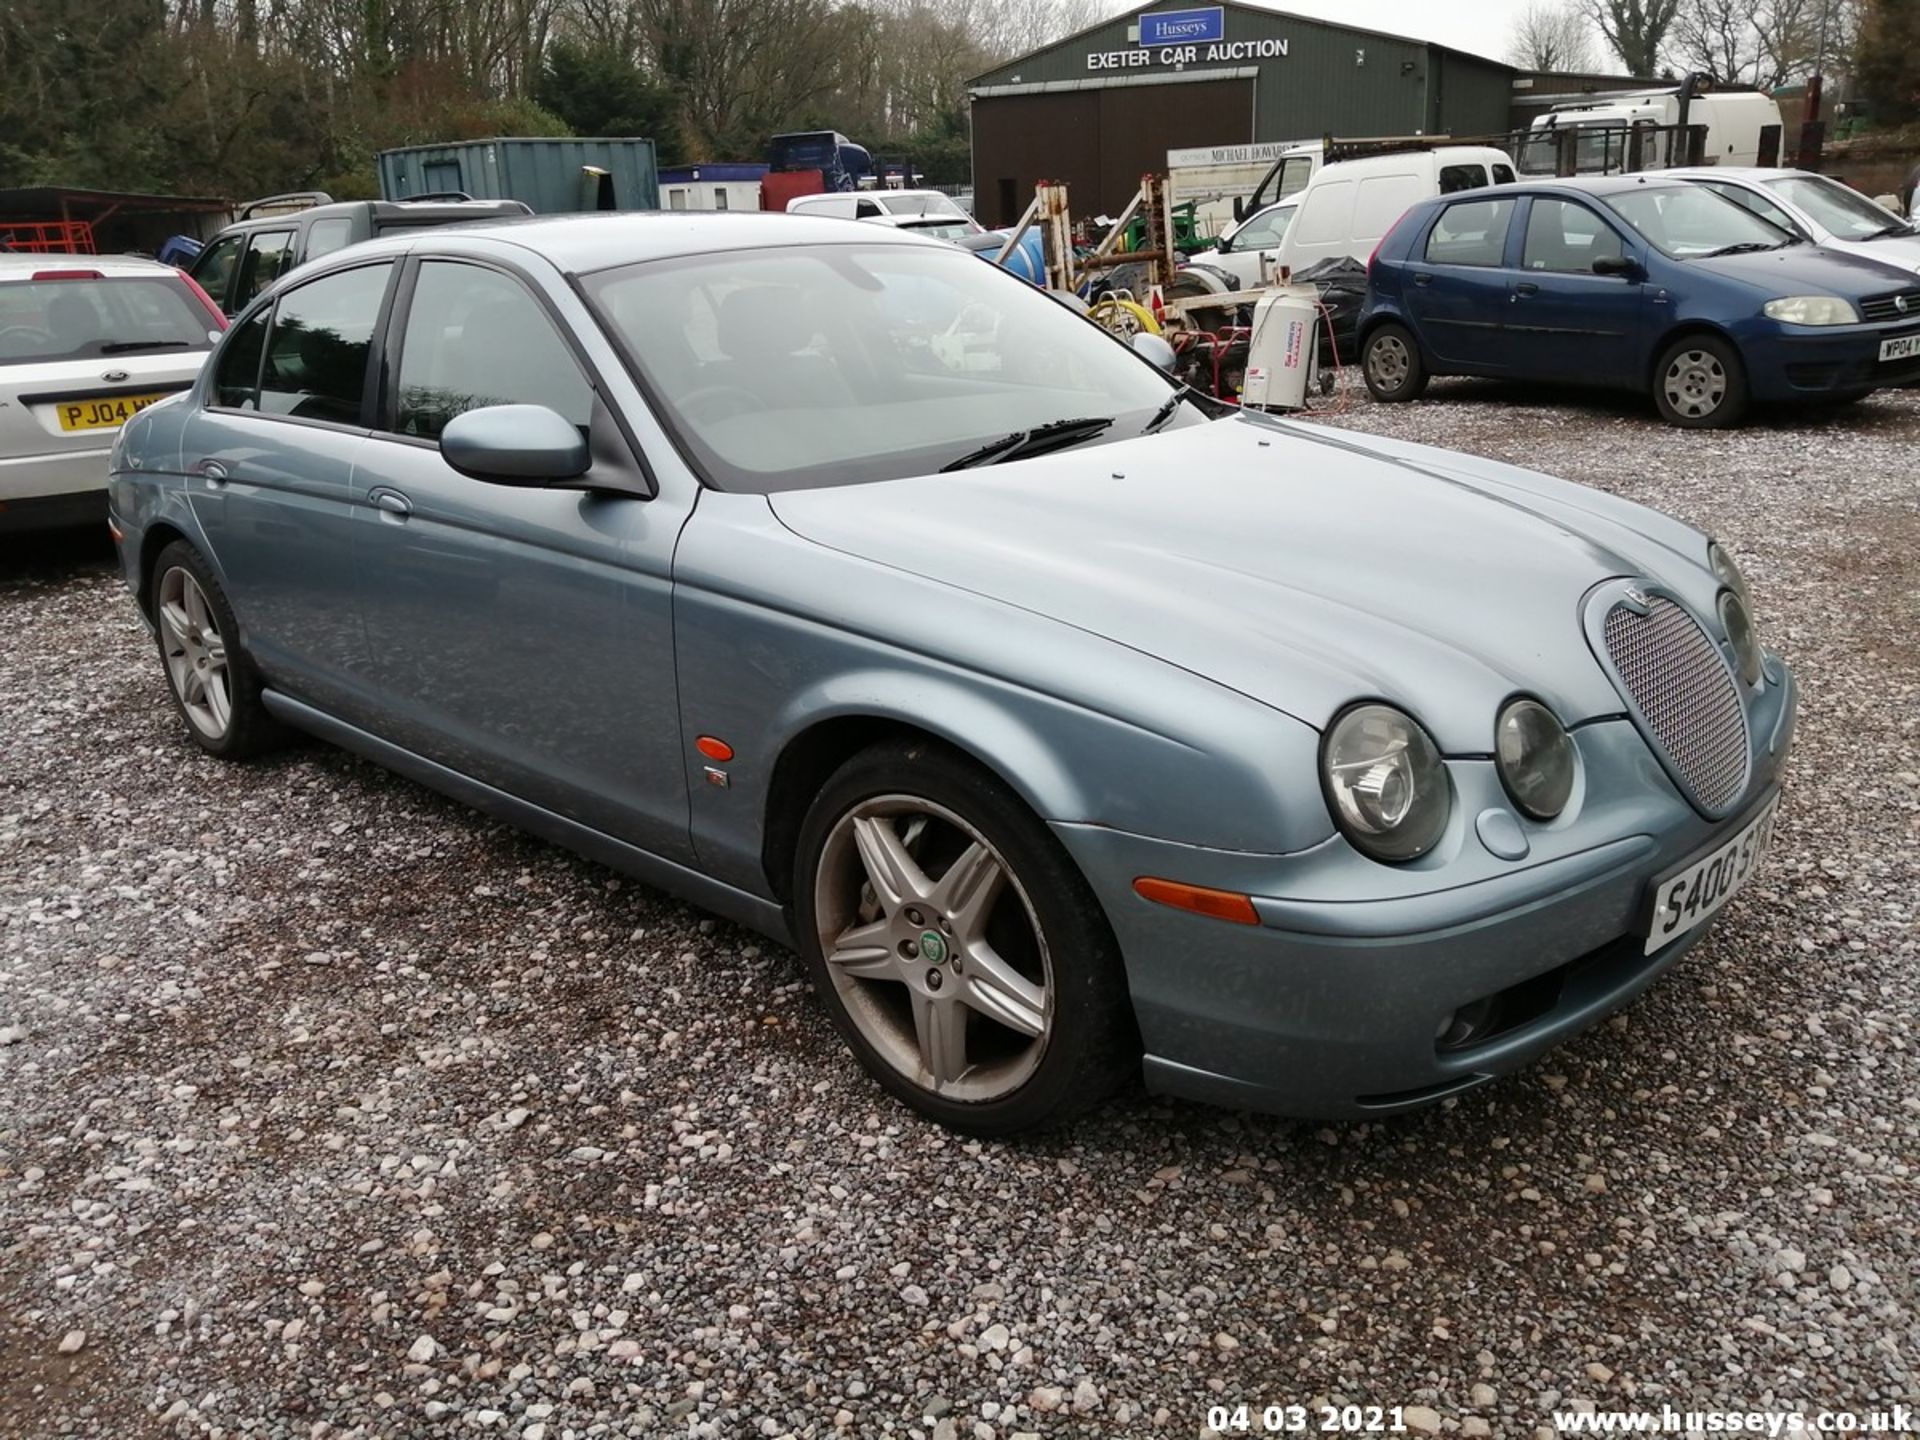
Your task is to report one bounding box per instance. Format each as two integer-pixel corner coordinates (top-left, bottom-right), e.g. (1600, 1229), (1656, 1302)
(766, 415), (1710, 752)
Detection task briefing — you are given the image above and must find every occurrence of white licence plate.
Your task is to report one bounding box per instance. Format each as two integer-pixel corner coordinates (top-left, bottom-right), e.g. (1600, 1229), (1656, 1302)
(1881, 334), (1920, 363)
(1641, 796), (1779, 955)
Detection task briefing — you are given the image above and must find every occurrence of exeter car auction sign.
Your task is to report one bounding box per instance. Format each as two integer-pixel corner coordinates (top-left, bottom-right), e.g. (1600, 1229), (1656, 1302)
(1087, 8), (1289, 71)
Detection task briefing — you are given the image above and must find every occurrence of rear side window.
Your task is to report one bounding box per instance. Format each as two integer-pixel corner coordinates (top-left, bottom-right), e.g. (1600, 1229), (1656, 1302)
(258, 263), (391, 425)
(1439, 164), (1489, 194)
(1493, 163), (1517, 185)
(213, 308), (270, 409)
(1522, 199), (1625, 272)
(305, 217), (356, 260)
(390, 261), (593, 441)
(1423, 197), (1518, 267)
(0, 276), (215, 367)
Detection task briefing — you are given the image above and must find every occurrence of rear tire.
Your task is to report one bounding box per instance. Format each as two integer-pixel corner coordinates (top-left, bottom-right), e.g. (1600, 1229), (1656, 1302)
(150, 540), (285, 760)
(1653, 334), (1748, 429)
(792, 738), (1138, 1135)
(1362, 323), (1428, 402)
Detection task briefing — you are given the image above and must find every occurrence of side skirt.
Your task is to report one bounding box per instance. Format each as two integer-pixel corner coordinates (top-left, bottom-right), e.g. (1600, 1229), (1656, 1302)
(260, 690), (795, 948)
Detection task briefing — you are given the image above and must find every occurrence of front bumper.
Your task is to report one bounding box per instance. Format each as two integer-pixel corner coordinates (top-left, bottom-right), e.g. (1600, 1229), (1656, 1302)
(1742, 319), (1920, 398)
(1054, 665), (1797, 1119)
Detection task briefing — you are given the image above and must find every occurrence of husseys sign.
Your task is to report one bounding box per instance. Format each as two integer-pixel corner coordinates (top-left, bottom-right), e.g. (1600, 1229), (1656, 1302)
(1086, 9), (1290, 71)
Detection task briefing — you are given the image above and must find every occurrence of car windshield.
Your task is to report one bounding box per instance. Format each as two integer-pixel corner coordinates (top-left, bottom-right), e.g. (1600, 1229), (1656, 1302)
(1601, 183), (1791, 257)
(1764, 174), (1911, 241)
(895, 219), (978, 241)
(0, 275), (216, 366)
(583, 243), (1180, 492)
(882, 194), (963, 218)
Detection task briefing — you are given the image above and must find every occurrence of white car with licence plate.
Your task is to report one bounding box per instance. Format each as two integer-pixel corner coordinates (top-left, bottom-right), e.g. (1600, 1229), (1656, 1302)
(0, 254), (223, 533)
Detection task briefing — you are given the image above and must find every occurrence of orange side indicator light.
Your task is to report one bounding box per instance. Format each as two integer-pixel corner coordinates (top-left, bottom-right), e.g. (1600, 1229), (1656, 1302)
(695, 735), (734, 763)
(1132, 877), (1261, 926)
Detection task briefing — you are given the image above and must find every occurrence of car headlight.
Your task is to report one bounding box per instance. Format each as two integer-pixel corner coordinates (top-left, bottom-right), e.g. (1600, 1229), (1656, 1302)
(1321, 703), (1450, 863)
(1495, 699), (1575, 820)
(1762, 295), (1859, 326)
(1709, 541), (1764, 686)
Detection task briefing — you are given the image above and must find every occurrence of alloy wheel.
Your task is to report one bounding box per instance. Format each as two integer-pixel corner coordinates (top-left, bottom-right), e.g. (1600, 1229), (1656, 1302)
(1663, 349), (1727, 419)
(157, 566), (233, 739)
(811, 795), (1053, 1102)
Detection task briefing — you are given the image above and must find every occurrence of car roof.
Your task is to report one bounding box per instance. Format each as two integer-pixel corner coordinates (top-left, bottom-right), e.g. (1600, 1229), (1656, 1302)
(219, 197), (530, 234)
(0, 252), (181, 279)
(1664, 167), (1817, 183)
(314, 209), (943, 275)
(1461, 174), (1694, 200)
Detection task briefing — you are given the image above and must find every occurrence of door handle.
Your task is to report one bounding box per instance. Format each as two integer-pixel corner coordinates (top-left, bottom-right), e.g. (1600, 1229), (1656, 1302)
(1412, 273), (1434, 286)
(1514, 282), (1540, 296)
(369, 487), (413, 520)
(199, 460), (228, 486)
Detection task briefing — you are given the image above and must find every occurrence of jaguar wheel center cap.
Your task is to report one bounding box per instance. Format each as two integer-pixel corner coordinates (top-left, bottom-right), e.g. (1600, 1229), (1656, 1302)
(918, 929), (948, 965)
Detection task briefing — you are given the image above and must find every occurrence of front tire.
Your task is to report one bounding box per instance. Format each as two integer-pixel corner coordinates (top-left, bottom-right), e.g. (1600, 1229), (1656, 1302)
(1653, 334), (1748, 428)
(1362, 323), (1428, 402)
(793, 739), (1138, 1135)
(151, 540), (284, 759)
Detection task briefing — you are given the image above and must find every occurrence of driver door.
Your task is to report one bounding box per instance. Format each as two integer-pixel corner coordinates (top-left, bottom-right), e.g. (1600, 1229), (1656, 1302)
(349, 256), (694, 861)
(1215, 203), (1294, 286)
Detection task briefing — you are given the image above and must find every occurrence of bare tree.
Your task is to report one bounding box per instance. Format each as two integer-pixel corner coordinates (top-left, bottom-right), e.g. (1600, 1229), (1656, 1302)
(1668, 0), (1819, 89)
(1506, 0), (1598, 71)
(1580, 0), (1682, 75)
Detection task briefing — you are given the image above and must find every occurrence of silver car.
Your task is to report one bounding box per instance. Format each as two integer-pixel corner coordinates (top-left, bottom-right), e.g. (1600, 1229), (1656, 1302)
(108, 213), (1797, 1134)
(1672, 166), (1920, 276)
(1, 254), (223, 532)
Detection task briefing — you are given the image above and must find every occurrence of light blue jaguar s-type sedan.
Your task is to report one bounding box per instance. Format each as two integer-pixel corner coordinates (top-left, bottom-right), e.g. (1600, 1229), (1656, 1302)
(108, 212), (1796, 1135)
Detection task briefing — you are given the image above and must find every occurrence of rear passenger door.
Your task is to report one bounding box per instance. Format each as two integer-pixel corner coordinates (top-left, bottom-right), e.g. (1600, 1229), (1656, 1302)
(349, 256), (693, 860)
(1505, 196), (1644, 382)
(181, 259), (395, 713)
(1400, 194), (1519, 371)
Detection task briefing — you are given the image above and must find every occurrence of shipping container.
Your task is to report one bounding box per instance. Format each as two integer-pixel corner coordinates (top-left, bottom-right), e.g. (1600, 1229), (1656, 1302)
(376, 137), (659, 214)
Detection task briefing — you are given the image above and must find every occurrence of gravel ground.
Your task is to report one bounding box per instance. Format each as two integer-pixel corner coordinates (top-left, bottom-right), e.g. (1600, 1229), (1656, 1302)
(2, 382), (1916, 1439)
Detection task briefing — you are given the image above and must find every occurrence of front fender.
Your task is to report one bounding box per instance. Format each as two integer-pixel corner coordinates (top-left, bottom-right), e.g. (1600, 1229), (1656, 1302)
(672, 494), (1333, 899)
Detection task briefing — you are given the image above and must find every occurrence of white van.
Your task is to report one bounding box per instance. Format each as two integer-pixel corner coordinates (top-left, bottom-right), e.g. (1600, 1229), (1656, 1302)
(786, 190), (970, 222)
(1524, 86), (1784, 173)
(1187, 145), (1515, 285)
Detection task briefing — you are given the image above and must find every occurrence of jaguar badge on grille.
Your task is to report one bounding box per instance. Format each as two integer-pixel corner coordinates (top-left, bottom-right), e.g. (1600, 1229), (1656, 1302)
(1620, 584), (1653, 614)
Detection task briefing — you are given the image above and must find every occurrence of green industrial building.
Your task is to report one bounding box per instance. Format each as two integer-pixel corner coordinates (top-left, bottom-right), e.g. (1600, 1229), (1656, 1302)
(967, 1), (1516, 225)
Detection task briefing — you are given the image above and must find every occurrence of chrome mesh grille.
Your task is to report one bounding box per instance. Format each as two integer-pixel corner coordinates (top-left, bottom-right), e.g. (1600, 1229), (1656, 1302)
(1602, 597), (1749, 812)
(1861, 288), (1920, 323)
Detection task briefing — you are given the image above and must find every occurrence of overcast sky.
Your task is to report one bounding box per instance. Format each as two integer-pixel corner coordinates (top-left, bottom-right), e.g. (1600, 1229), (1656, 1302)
(1206, 0), (1551, 66)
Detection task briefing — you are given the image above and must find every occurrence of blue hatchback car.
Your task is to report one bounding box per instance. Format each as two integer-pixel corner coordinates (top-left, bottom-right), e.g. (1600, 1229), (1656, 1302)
(1359, 174), (1920, 427)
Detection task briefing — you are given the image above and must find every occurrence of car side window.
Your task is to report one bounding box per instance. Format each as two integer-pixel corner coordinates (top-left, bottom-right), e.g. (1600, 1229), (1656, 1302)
(392, 261), (594, 442)
(1522, 198), (1626, 272)
(257, 263), (391, 425)
(192, 234), (245, 311)
(305, 217), (356, 261)
(855, 198), (883, 218)
(1492, 163), (1517, 186)
(1439, 164), (1488, 195)
(1423, 197), (1517, 267)
(1230, 206), (1291, 251)
(212, 307), (270, 410)
(236, 230), (296, 309)
(1705, 182), (1798, 235)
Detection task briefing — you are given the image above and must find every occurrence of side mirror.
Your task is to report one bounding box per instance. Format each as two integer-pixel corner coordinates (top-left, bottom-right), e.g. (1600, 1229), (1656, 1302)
(441, 404), (590, 485)
(1132, 333), (1176, 372)
(1592, 255), (1642, 279)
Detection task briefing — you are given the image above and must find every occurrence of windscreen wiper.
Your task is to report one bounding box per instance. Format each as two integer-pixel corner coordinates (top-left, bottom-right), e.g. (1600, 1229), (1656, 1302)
(940, 416), (1113, 471)
(1700, 241), (1780, 257)
(100, 340), (194, 353)
(1865, 221), (1917, 240)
